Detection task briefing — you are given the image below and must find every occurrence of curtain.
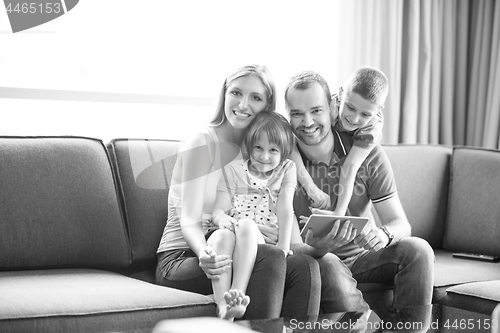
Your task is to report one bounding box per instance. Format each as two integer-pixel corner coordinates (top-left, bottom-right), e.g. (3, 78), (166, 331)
(338, 0), (500, 148)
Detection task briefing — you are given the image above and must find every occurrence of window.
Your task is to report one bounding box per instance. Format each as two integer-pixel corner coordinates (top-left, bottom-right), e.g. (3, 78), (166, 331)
(1, 0), (347, 142)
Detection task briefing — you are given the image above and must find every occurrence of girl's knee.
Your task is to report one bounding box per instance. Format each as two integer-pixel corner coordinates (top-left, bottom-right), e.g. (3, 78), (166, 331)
(235, 218), (257, 231)
(207, 229), (235, 251)
(234, 218), (260, 236)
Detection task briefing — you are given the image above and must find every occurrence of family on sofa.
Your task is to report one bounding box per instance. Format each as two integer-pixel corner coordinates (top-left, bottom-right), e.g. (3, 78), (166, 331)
(154, 63), (434, 321)
(2, 63), (499, 333)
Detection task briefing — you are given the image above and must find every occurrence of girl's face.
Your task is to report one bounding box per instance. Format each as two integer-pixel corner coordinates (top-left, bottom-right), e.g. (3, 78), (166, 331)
(224, 75), (269, 130)
(338, 90), (380, 131)
(248, 132), (281, 177)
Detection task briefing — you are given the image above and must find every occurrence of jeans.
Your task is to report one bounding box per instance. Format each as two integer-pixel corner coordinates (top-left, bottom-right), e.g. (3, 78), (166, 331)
(156, 244), (321, 320)
(317, 237), (435, 313)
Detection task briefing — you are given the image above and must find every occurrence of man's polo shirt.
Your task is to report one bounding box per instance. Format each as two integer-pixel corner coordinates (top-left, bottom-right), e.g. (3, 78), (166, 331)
(293, 127), (398, 259)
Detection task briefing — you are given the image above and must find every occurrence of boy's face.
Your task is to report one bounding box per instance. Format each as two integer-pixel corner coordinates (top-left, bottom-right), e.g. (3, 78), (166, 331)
(286, 83), (333, 146)
(338, 89), (383, 131)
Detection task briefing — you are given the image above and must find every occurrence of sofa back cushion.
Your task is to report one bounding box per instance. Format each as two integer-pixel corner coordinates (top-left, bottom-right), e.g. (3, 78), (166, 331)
(382, 145), (451, 248)
(0, 137), (130, 270)
(444, 147), (500, 256)
(107, 139), (178, 269)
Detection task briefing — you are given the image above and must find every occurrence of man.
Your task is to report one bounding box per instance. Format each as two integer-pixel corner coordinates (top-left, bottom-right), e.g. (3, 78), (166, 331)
(285, 70), (434, 313)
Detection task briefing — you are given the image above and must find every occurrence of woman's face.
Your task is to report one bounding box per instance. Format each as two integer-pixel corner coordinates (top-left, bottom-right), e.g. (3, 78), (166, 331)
(224, 75), (269, 130)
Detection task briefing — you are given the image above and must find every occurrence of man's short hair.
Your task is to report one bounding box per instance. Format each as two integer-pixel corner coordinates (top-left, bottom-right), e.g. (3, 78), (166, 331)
(284, 70), (332, 107)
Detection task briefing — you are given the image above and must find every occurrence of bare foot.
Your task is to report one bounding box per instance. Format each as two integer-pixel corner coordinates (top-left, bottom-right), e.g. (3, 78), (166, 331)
(218, 289), (250, 321)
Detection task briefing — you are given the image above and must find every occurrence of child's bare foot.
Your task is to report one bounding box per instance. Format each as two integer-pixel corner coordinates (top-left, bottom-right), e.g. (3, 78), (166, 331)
(218, 289), (250, 321)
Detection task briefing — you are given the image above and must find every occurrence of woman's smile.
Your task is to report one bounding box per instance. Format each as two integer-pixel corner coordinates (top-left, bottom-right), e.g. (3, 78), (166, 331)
(232, 109), (251, 118)
(224, 75), (268, 129)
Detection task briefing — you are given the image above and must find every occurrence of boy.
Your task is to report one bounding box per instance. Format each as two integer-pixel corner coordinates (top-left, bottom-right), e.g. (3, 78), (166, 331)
(292, 66), (387, 216)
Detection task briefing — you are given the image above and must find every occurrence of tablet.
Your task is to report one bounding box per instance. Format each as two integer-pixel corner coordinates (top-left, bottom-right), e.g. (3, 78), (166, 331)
(300, 214), (369, 238)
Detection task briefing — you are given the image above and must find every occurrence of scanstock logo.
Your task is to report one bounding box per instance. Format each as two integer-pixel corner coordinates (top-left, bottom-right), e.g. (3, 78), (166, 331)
(3, 0), (79, 33)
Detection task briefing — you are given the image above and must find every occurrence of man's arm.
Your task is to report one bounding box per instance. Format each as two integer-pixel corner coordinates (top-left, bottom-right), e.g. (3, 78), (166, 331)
(374, 193), (411, 243)
(353, 194), (411, 251)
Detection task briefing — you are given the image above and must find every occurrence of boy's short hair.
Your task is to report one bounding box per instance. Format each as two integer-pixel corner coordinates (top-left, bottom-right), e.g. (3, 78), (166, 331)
(245, 112), (295, 164)
(346, 66), (389, 106)
(284, 70), (332, 107)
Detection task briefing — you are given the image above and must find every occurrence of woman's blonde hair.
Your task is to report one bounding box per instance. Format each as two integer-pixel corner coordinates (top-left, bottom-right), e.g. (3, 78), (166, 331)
(208, 64), (276, 126)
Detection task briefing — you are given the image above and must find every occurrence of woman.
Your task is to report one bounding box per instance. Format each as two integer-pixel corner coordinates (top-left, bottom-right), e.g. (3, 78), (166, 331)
(155, 64), (320, 320)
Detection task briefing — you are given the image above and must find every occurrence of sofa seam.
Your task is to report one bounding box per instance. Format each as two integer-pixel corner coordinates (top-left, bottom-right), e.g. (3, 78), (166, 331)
(442, 146), (457, 251)
(104, 139), (134, 267)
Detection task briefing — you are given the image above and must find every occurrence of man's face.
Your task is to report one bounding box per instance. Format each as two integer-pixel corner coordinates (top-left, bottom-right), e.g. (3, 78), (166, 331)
(286, 83), (332, 146)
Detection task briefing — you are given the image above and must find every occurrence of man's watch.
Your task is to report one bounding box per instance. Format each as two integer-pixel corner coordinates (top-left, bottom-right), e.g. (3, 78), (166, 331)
(381, 226), (394, 248)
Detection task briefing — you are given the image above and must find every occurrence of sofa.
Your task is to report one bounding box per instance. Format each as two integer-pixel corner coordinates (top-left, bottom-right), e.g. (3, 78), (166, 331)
(0, 137), (215, 333)
(361, 144), (500, 315)
(1, 136), (499, 332)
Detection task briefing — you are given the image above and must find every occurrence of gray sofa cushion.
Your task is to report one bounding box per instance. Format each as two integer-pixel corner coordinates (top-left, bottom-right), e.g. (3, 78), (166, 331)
(0, 269), (215, 333)
(444, 147), (500, 256)
(0, 137), (130, 270)
(381, 145), (451, 248)
(433, 250), (500, 287)
(443, 281), (500, 315)
(108, 139), (179, 272)
(446, 280), (500, 303)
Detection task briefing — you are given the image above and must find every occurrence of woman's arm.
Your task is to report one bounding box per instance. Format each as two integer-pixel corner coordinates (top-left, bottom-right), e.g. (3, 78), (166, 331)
(177, 132), (232, 279)
(178, 133), (213, 257)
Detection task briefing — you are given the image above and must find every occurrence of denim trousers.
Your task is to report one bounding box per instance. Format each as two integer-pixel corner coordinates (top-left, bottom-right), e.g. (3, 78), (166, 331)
(317, 237), (435, 313)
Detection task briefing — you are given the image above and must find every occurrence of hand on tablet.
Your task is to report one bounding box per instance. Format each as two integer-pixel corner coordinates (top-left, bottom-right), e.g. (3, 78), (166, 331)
(353, 226), (387, 252)
(302, 218), (357, 254)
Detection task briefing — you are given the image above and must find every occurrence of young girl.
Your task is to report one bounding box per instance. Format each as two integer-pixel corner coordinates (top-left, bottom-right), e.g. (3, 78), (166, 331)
(212, 111), (297, 319)
(292, 66), (387, 216)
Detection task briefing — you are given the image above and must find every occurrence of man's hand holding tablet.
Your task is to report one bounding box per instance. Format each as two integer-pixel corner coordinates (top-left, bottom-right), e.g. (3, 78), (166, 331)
(300, 214), (369, 238)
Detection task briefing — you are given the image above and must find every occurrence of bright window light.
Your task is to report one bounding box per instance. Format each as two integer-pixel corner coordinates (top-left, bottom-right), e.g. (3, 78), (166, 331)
(1, 0), (349, 141)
